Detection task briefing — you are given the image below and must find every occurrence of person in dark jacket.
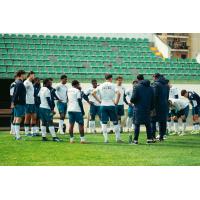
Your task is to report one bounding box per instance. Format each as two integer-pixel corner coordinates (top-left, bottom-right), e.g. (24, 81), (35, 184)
(130, 76), (154, 144)
(11, 70), (26, 140)
(151, 73), (169, 141)
(33, 77), (41, 135)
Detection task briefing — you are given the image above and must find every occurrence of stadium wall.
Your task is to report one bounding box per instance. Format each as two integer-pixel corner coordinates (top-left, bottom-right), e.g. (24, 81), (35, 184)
(190, 33), (200, 58)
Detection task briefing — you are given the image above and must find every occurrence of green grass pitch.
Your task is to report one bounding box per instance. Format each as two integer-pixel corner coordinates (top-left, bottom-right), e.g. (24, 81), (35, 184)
(0, 132), (200, 166)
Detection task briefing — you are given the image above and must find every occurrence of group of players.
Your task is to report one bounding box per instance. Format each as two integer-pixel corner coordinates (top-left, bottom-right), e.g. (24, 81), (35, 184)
(9, 70), (200, 144)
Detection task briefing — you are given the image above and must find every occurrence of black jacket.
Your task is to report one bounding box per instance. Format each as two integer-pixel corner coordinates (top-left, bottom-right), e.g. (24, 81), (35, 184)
(12, 79), (26, 105)
(152, 77), (169, 122)
(130, 80), (154, 124)
(34, 83), (41, 107)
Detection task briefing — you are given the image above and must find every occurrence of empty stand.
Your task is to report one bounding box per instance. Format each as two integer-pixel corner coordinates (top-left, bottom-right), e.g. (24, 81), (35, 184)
(0, 34), (199, 81)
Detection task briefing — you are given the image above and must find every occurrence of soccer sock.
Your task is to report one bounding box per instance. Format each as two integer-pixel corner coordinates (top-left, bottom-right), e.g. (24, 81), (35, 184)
(89, 121), (95, 133)
(14, 123), (20, 139)
(35, 126), (39, 133)
(182, 122), (186, 132)
(174, 122), (179, 133)
(24, 124), (30, 135)
(31, 124), (36, 134)
(49, 126), (56, 138)
(101, 124), (108, 142)
(114, 124), (120, 141)
(167, 121), (173, 132)
(196, 123), (200, 130)
(41, 126), (47, 137)
(10, 123), (15, 134)
(59, 120), (64, 132)
(126, 117), (132, 130)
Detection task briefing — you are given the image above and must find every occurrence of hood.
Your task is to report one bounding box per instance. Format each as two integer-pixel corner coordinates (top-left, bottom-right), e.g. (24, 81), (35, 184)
(140, 80), (150, 87)
(157, 77), (167, 85)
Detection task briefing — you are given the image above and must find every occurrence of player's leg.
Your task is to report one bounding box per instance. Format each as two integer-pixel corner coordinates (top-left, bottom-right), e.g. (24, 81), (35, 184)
(30, 105), (37, 136)
(14, 105), (25, 140)
(191, 107), (199, 133)
(88, 104), (96, 133)
(158, 121), (167, 140)
(57, 102), (66, 134)
(109, 106), (122, 143)
(167, 112), (173, 134)
(24, 105), (32, 136)
(35, 106), (40, 135)
(100, 106), (109, 143)
(39, 108), (48, 141)
(179, 106), (189, 135)
(126, 105), (133, 132)
(133, 123), (140, 144)
(76, 112), (86, 143)
(68, 112), (76, 143)
(10, 108), (15, 135)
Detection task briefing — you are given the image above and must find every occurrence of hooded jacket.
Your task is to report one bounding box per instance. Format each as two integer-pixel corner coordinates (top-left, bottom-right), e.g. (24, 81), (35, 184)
(130, 80), (154, 124)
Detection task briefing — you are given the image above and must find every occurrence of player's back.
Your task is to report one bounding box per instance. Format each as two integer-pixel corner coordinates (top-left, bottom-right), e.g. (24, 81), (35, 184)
(67, 87), (81, 112)
(98, 82), (116, 106)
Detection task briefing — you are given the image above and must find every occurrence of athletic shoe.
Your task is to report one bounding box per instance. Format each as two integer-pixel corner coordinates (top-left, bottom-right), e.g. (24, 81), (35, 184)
(179, 132), (186, 136)
(132, 140), (138, 145)
(191, 130), (199, 135)
(52, 137), (61, 142)
(80, 141), (87, 144)
(157, 137), (164, 142)
(169, 132), (178, 136)
(104, 140), (109, 144)
(42, 137), (48, 141)
(58, 130), (65, 135)
(163, 135), (167, 140)
(146, 139), (155, 144)
(116, 139), (124, 143)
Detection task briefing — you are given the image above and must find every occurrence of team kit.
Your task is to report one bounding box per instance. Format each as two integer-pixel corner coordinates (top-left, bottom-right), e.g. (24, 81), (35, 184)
(10, 70), (200, 144)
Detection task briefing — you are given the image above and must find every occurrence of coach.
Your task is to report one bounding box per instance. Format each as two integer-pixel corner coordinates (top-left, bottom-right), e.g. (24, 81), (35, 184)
(130, 76), (154, 144)
(152, 73), (169, 141)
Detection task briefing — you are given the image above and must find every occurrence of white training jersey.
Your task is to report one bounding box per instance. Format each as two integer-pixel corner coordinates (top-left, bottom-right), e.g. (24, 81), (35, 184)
(170, 98), (189, 111)
(67, 87), (81, 112)
(55, 83), (68, 103)
(84, 87), (101, 106)
(24, 79), (35, 104)
(10, 81), (16, 96)
(115, 85), (126, 105)
(125, 88), (133, 103)
(94, 82), (118, 106)
(38, 87), (51, 109)
(169, 87), (179, 99)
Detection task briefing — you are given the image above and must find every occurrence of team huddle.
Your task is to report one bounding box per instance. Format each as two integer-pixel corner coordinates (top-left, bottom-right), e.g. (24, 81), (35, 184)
(9, 70), (200, 144)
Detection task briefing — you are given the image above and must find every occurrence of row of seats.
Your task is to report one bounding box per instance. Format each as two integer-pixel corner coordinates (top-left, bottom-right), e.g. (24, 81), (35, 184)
(0, 34), (149, 42)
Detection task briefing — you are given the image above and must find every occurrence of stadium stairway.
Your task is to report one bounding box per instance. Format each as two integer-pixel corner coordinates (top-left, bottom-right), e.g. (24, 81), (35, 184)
(0, 33), (200, 81)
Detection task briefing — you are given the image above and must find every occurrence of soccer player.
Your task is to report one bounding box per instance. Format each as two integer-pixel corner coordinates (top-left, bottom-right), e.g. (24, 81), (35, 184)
(38, 78), (60, 142)
(67, 80), (86, 144)
(84, 79), (101, 133)
(125, 80), (138, 133)
(168, 98), (189, 135)
(181, 89), (200, 134)
(115, 76), (127, 133)
(11, 70), (26, 140)
(130, 77), (154, 144)
(24, 71), (37, 136)
(166, 80), (179, 133)
(9, 75), (18, 135)
(33, 77), (41, 135)
(55, 75), (68, 134)
(92, 73), (122, 143)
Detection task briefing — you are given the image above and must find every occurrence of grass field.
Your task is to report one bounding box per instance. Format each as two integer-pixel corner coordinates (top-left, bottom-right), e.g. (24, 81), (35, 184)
(0, 131), (200, 166)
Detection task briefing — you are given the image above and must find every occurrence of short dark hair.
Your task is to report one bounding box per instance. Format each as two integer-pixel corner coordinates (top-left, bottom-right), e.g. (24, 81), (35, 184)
(116, 76), (123, 80)
(16, 70), (25, 77)
(43, 78), (50, 86)
(132, 80), (138, 84)
(181, 89), (187, 96)
(60, 74), (67, 80)
(34, 77), (40, 82)
(49, 78), (53, 81)
(105, 73), (112, 80)
(72, 80), (80, 87)
(165, 79), (170, 84)
(91, 79), (97, 83)
(27, 71), (35, 78)
(153, 73), (161, 79)
(137, 74), (144, 81)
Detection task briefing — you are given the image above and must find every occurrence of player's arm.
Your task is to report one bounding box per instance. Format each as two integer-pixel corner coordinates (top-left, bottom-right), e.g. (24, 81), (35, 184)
(92, 89), (101, 104)
(130, 86), (138, 104)
(82, 91), (91, 105)
(11, 83), (20, 108)
(77, 91), (85, 115)
(114, 90), (121, 105)
(52, 88), (61, 101)
(123, 93), (129, 105)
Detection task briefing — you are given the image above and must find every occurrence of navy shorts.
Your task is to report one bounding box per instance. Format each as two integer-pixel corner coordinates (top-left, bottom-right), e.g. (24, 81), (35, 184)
(90, 104), (100, 118)
(14, 105), (25, 118)
(25, 104), (36, 114)
(68, 112), (84, 125)
(100, 106), (118, 124)
(57, 102), (67, 115)
(172, 105), (189, 118)
(39, 108), (53, 123)
(115, 105), (125, 116)
(192, 106), (200, 116)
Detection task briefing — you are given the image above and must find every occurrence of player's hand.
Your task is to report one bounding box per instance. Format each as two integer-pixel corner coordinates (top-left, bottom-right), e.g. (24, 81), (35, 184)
(82, 111), (85, 116)
(128, 103), (132, 106)
(52, 110), (56, 115)
(89, 101), (94, 105)
(10, 103), (14, 109)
